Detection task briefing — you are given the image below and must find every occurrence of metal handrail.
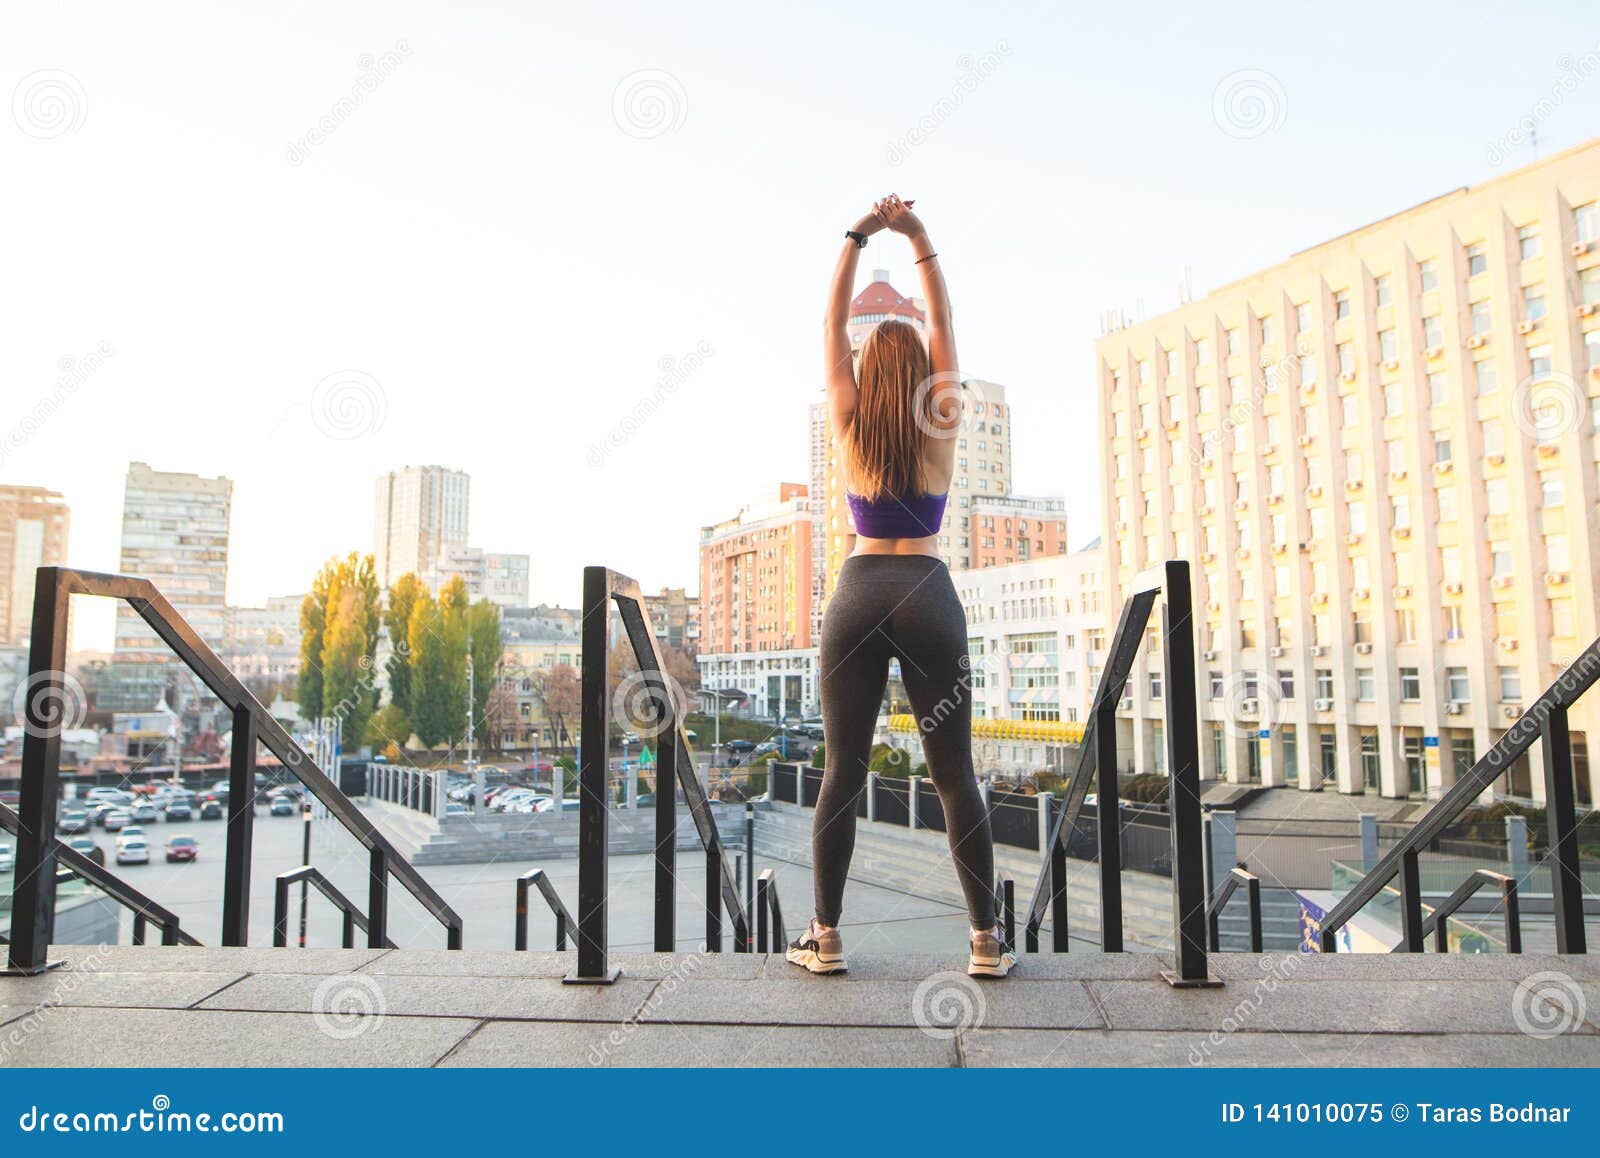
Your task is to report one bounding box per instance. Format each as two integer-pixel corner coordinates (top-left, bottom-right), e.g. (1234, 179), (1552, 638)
(1020, 561), (1212, 987)
(994, 876), (1016, 954)
(1319, 636), (1600, 954)
(7, 567), (462, 974)
(0, 801), (198, 947)
(567, 565), (748, 983)
(1206, 867), (1262, 953)
(755, 869), (787, 953)
(271, 865), (395, 949)
(1406, 869), (1522, 954)
(515, 869), (576, 950)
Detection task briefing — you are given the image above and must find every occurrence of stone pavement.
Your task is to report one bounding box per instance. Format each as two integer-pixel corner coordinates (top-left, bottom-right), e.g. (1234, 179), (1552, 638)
(1, 945), (1597, 1068)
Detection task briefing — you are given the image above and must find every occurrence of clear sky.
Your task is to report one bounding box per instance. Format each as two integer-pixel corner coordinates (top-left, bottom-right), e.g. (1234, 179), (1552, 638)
(4, 0), (1599, 650)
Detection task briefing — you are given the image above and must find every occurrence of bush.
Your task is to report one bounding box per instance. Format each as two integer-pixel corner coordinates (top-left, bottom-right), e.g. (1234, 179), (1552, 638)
(912, 762), (928, 778)
(810, 744), (826, 769)
(870, 744), (913, 779)
(1121, 773), (1169, 804)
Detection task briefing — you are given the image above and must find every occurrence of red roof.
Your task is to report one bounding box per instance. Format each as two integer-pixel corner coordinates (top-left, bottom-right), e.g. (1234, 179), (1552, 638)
(848, 280), (924, 323)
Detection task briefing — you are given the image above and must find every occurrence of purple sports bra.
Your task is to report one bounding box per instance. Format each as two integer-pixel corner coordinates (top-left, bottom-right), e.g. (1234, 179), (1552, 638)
(846, 490), (949, 538)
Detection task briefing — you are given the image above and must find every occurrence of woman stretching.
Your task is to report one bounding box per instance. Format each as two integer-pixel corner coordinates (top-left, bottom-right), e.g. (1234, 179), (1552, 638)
(787, 194), (1013, 979)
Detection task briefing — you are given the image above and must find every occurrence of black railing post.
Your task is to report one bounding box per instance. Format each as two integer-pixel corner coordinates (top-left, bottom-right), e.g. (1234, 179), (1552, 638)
(7, 567), (69, 974)
(1094, 702), (1122, 952)
(1049, 801), (1069, 952)
(272, 876), (290, 947)
(341, 910), (356, 949)
(1540, 707), (1587, 954)
(1398, 848), (1424, 952)
(367, 846), (389, 950)
(1500, 876), (1523, 955)
(133, 913), (148, 946)
(654, 696), (678, 952)
(1161, 560), (1215, 986)
(706, 835), (723, 952)
(221, 704), (256, 946)
(757, 872), (771, 952)
(515, 875), (530, 951)
(1244, 873), (1262, 954)
(568, 566), (620, 983)
(1001, 877), (1015, 953)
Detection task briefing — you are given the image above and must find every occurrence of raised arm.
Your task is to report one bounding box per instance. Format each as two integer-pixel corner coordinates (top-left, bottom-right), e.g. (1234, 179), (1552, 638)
(824, 205), (888, 434)
(879, 194), (959, 430)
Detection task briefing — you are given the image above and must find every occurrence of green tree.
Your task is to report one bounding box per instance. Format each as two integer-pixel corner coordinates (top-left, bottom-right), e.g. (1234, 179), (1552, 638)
(467, 599), (503, 742)
(384, 572), (426, 713)
(408, 578), (470, 747)
(365, 702), (412, 751)
(297, 552), (382, 739)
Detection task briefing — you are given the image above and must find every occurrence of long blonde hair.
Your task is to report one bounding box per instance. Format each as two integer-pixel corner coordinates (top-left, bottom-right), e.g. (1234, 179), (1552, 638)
(843, 320), (932, 501)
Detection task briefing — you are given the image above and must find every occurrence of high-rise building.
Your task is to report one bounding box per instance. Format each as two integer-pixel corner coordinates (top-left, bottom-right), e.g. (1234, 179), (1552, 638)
(642, 586), (698, 651)
(372, 465), (470, 587)
(697, 484), (817, 718)
(969, 495), (1070, 569)
(430, 546), (530, 608)
(1097, 137), (1600, 804)
(221, 594), (304, 687)
(115, 463), (232, 662)
(0, 486), (70, 646)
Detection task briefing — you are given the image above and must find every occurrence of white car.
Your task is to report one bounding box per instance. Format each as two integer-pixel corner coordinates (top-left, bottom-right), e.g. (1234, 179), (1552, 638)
(507, 796), (554, 814)
(491, 789), (537, 812)
(115, 838), (150, 865)
(119, 826), (148, 843)
(0, 843), (13, 872)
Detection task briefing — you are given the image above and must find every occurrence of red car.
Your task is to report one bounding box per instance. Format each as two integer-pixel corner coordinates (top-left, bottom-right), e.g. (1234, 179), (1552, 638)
(164, 835), (199, 863)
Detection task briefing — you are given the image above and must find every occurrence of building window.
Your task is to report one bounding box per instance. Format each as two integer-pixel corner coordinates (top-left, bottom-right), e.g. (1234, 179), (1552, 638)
(1498, 667), (1521, 702)
(1209, 670), (1223, 699)
(1470, 300), (1492, 336)
(1277, 670), (1295, 699)
(1337, 341), (1355, 374)
(1445, 667), (1469, 702)
(1427, 372), (1448, 407)
(1466, 243), (1487, 278)
(1577, 202), (1599, 245)
(1399, 667), (1421, 701)
(1361, 734), (1380, 791)
(1422, 315), (1443, 349)
(1418, 259), (1438, 293)
(1355, 669), (1376, 701)
(1149, 671), (1163, 699)
(1383, 381), (1403, 416)
(1334, 289), (1351, 319)
(1540, 473), (1565, 507)
(1517, 225), (1541, 261)
(1524, 288), (1546, 324)
(1315, 669), (1334, 700)
(1295, 302), (1311, 333)
(1226, 327), (1241, 355)
(1378, 329), (1398, 362)
(1374, 274), (1393, 307)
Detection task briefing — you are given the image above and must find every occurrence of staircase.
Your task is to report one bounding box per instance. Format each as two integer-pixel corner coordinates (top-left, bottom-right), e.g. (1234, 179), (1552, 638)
(1214, 885), (1302, 952)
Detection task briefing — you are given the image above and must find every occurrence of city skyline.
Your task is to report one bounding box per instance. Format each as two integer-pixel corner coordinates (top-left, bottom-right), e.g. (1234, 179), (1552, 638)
(7, 4), (1599, 656)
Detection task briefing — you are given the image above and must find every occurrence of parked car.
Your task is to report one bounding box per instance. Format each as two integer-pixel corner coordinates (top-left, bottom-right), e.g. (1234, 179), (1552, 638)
(131, 802), (159, 824)
(66, 837), (97, 857)
(84, 788), (132, 806)
(164, 835), (198, 863)
(506, 796), (554, 814)
(163, 797), (193, 821)
(199, 799), (223, 821)
(753, 741), (777, 755)
(725, 739), (755, 754)
(119, 826), (147, 843)
(59, 809), (90, 835)
(0, 843), (13, 872)
(444, 802), (472, 818)
(115, 837), (150, 865)
(101, 808), (131, 832)
(269, 796), (296, 817)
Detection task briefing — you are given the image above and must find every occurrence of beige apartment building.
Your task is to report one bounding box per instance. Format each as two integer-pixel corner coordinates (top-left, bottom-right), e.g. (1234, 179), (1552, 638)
(0, 486), (70, 646)
(1098, 138), (1600, 804)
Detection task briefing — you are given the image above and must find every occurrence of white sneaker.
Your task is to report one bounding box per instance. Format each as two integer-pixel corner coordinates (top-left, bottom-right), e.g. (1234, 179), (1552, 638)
(785, 919), (847, 975)
(968, 927), (1016, 978)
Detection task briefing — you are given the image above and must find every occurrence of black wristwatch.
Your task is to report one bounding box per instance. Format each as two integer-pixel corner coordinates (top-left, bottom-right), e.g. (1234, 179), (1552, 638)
(845, 229), (868, 248)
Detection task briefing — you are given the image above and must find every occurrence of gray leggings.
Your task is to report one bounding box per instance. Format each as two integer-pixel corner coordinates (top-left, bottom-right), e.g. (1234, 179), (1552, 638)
(812, 554), (995, 929)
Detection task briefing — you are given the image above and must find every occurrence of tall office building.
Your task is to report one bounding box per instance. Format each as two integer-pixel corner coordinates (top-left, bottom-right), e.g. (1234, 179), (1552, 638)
(114, 463), (233, 663)
(372, 465), (470, 587)
(1098, 138), (1600, 804)
(430, 546), (530, 608)
(0, 486), (70, 646)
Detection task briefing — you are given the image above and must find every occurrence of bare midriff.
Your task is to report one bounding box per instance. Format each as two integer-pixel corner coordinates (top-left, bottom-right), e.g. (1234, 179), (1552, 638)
(848, 534), (940, 559)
